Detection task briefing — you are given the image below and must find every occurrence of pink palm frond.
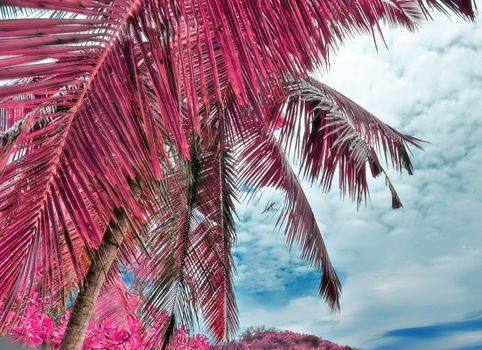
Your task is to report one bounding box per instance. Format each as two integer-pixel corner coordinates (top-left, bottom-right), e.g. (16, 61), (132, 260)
(94, 269), (140, 328)
(278, 78), (424, 208)
(238, 123), (342, 309)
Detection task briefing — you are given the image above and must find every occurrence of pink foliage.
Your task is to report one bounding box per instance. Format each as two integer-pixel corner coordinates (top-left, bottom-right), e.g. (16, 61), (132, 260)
(1, 295), (356, 350)
(4, 294), (59, 349)
(210, 328), (355, 350)
(174, 326), (210, 350)
(1, 295), (209, 350)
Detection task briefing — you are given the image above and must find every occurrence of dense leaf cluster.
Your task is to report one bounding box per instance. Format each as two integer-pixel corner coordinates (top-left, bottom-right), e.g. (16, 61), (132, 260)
(0, 293), (209, 350)
(211, 327), (354, 350)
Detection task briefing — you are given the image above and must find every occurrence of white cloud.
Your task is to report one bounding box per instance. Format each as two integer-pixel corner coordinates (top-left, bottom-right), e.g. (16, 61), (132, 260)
(233, 14), (482, 349)
(239, 295), (336, 329)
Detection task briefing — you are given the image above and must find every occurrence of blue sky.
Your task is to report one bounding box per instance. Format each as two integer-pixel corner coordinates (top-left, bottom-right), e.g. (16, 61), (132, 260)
(231, 14), (482, 350)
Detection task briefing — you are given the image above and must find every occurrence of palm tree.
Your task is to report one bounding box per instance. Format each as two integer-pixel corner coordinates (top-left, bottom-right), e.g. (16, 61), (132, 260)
(0, 1), (475, 349)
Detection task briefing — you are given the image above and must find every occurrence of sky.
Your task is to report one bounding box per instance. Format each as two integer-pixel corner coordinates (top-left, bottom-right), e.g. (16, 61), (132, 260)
(232, 13), (482, 350)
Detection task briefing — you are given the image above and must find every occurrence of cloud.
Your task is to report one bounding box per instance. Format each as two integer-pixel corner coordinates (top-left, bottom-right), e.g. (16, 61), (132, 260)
(383, 315), (482, 339)
(233, 13), (482, 350)
(375, 312), (482, 350)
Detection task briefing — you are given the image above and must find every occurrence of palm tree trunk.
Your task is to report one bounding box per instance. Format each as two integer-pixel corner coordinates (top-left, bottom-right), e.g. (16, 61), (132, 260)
(60, 180), (142, 349)
(60, 209), (130, 350)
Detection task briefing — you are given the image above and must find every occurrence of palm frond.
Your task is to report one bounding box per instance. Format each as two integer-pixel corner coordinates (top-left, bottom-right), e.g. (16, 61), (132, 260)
(238, 121), (342, 310)
(94, 268), (140, 328)
(278, 78), (424, 208)
(137, 127), (238, 346)
(0, 20), (168, 318)
(417, 0), (476, 19)
(137, 146), (202, 349)
(194, 112), (239, 342)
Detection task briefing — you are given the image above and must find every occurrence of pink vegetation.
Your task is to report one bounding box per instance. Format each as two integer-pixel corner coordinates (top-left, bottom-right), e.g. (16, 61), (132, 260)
(211, 328), (356, 350)
(1, 294), (209, 350)
(1, 294), (355, 349)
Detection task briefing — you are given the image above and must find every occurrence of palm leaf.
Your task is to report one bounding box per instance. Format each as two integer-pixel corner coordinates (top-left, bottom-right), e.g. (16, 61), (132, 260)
(194, 111), (239, 342)
(238, 122), (342, 309)
(417, 0), (476, 18)
(93, 268), (140, 328)
(133, 142), (200, 346)
(0, 14), (169, 317)
(137, 128), (238, 346)
(278, 78), (424, 208)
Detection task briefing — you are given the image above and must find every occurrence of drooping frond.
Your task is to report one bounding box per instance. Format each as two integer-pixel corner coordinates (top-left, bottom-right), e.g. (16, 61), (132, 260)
(137, 127), (238, 346)
(238, 122), (341, 310)
(236, 72), (427, 308)
(0, 14), (170, 319)
(417, 0), (476, 19)
(277, 78), (424, 208)
(136, 145), (203, 349)
(194, 112), (238, 342)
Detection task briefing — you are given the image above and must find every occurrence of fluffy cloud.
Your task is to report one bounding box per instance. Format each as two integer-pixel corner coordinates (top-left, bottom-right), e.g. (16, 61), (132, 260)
(233, 14), (482, 350)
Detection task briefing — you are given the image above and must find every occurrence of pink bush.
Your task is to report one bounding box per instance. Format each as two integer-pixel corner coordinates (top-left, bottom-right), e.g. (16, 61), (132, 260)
(1, 294), (209, 350)
(210, 328), (355, 350)
(1, 294), (354, 349)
